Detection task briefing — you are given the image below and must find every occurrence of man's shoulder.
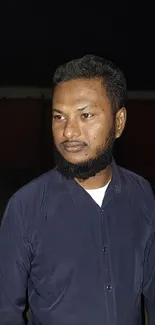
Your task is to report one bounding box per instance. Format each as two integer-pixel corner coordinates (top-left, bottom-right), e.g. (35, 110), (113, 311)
(12, 168), (64, 202)
(118, 165), (155, 212)
(118, 165), (152, 192)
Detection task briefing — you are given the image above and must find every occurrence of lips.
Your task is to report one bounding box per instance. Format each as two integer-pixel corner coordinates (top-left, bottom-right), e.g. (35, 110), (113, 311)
(61, 142), (86, 153)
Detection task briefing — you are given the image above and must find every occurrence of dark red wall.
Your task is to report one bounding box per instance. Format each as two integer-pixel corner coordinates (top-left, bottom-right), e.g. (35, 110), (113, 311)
(116, 99), (155, 180)
(0, 99), (42, 171)
(0, 99), (53, 174)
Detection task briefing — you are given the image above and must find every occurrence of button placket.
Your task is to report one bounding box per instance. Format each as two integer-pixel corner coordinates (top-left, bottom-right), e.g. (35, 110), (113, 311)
(101, 198), (115, 323)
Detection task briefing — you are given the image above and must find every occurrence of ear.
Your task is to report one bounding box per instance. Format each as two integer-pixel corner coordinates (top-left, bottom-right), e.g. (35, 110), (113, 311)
(115, 107), (127, 139)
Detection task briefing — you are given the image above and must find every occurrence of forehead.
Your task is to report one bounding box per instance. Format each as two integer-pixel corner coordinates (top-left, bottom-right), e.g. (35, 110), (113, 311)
(53, 79), (110, 107)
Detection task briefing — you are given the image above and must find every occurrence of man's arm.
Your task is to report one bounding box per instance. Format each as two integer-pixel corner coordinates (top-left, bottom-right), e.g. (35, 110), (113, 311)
(142, 209), (155, 325)
(0, 195), (32, 325)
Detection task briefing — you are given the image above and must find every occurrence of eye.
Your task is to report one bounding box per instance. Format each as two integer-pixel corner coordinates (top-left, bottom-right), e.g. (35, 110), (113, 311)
(53, 114), (66, 121)
(81, 113), (93, 119)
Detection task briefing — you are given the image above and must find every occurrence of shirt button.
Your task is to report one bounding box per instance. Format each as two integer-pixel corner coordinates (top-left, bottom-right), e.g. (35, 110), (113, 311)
(107, 284), (112, 291)
(103, 247), (107, 253)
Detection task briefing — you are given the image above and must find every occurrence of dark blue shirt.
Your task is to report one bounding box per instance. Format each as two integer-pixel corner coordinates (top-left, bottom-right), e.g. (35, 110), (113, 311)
(0, 161), (155, 325)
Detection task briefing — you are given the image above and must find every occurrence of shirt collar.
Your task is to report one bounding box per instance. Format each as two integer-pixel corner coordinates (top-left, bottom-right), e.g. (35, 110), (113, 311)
(57, 158), (122, 207)
(110, 159), (122, 195)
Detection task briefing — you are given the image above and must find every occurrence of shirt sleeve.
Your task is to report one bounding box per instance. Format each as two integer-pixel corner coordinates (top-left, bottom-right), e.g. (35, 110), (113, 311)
(0, 195), (32, 325)
(142, 209), (155, 325)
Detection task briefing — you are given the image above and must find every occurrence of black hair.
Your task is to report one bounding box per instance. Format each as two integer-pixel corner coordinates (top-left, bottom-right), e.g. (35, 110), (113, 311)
(53, 54), (127, 114)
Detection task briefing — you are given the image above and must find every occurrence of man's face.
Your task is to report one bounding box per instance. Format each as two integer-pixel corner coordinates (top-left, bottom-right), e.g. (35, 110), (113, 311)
(52, 79), (126, 180)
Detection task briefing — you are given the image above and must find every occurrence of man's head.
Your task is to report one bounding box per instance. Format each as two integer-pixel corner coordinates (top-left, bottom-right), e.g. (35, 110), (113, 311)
(52, 54), (127, 180)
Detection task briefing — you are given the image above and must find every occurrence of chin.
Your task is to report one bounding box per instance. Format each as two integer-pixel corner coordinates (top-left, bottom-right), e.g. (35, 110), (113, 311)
(62, 154), (89, 165)
(64, 157), (88, 165)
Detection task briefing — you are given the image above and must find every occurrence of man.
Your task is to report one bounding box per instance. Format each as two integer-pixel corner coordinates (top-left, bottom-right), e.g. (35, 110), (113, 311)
(0, 55), (154, 325)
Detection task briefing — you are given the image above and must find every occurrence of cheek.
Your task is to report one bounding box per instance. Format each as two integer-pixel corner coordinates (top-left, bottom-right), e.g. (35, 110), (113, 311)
(52, 125), (63, 141)
(87, 125), (106, 146)
(52, 126), (56, 138)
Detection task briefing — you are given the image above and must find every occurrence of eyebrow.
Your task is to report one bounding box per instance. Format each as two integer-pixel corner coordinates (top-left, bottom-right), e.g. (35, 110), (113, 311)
(52, 108), (63, 114)
(77, 105), (91, 111)
(52, 105), (92, 114)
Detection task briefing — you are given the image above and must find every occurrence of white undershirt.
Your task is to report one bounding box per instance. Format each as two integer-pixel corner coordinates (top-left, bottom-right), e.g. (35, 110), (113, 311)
(85, 181), (110, 207)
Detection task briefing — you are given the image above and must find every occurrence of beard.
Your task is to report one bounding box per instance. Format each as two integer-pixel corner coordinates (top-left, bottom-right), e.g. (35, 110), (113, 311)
(53, 126), (115, 181)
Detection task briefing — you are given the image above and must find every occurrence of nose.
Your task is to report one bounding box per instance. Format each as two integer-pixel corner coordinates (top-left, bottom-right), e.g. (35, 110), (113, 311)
(63, 119), (81, 140)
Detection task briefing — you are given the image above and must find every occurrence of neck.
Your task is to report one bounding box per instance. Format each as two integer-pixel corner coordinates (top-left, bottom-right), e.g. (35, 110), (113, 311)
(75, 165), (112, 190)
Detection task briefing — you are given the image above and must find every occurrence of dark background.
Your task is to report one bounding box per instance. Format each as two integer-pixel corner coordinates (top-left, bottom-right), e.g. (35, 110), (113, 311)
(0, 1), (155, 216)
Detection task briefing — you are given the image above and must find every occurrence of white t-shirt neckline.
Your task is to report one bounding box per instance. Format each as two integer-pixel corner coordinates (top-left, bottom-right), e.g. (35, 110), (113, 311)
(85, 181), (110, 207)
